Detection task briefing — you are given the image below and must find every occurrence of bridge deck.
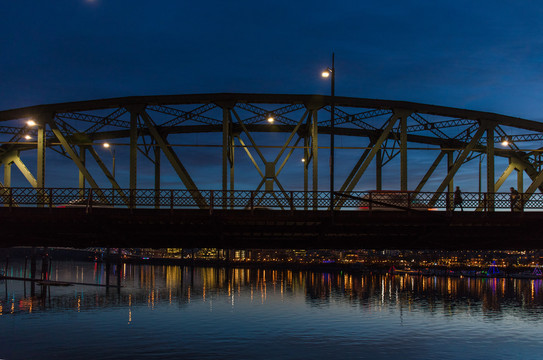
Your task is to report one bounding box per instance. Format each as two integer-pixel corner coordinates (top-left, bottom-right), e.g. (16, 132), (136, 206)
(1, 207), (540, 250)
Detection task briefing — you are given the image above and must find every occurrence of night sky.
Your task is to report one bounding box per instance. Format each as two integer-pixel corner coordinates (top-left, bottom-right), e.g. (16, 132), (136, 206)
(1, 1), (543, 190)
(3, 1), (543, 117)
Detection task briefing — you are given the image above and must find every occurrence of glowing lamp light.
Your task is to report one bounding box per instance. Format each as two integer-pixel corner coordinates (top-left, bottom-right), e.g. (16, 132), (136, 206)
(24, 135), (32, 140)
(103, 142), (111, 148)
(301, 158), (306, 162)
(501, 137), (509, 147)
(321, 71), (330, 78)
(267, 115), (274, 123)
(26, 119), (37, 127)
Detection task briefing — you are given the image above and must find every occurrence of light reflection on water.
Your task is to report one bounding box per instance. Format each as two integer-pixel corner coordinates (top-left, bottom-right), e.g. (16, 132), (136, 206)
(2, 260), (543, 359)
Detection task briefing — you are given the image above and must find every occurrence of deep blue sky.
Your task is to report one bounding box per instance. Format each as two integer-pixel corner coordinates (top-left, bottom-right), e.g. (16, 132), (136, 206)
(1, 1), (543, 192)
(2, 1), (543, 119)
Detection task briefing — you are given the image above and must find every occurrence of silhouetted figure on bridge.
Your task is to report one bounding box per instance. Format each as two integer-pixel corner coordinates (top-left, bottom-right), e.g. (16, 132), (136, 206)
(510, 187), (520, 212)
(453, 186), (463, 211)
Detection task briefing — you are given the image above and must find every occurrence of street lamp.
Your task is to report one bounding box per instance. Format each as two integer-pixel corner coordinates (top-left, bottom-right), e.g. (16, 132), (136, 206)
(322, 53), (335, 210)
(103, 142), (116, 179)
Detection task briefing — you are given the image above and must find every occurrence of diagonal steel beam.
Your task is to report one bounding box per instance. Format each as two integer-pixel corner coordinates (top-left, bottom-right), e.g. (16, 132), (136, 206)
(236, 136), (264, 178)
(524, 168), (543, 197)
(338, 112), (403, 194)
(232, 109), (267, 164)
(428, 124), (487, 206)
(140, 110), (206, 208)
(474, 162), (516, 211)
(272, 110), (309, 165)
(86, 146), (129, 205)
(414, 151), (446, 194)
(12, 156), (37, 188)
(48, 121), (107, 201)
(148, 104), (220, 126)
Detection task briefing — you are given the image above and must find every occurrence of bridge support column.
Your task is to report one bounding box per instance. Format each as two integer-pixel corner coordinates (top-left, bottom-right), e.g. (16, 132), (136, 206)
(105, 247), (111, 288)
(154, 143), (161, 208)
(37, 120), (46, 208)
(486, 124), (495, 211)
(376, 148), (382, 191)
(78, 146), (86, 198)
(311, 110), (318, 210)
(304, 133), (309, 209)
(222, 107), (234, 209)
(517, 168), (523, 192)
(400, 113), (407, 191)
(129, 109), (138, 193)
(447, 151), (454, 211)
(3, 162), (11, 187)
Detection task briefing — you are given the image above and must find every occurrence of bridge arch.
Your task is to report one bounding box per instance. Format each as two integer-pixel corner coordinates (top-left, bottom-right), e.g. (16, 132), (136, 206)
(0, 93), (542, 210)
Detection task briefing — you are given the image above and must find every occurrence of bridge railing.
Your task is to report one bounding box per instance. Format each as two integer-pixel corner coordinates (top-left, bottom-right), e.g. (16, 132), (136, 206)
(0, 187), (540, 211)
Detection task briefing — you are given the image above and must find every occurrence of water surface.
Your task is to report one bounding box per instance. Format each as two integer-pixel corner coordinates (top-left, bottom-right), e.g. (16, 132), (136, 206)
(2, 260), (543, 359)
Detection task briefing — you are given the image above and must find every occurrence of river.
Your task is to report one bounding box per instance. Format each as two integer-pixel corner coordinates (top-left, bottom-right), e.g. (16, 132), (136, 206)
(1, 260), (543, 359)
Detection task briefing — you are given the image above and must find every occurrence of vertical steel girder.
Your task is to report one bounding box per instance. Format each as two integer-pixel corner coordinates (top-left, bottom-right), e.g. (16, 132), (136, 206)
(140, 110), (206, 208)
(486, 124), (495, 211)
(36, 121), (46, 189)
(222, 107), (234, 208)
(447, 151), (454, 209)
(428, 124), (487, 207)
(311, 109), (318, 209)
(376, 148), (382, 190)
(3, 162), (11, 187)
(154, 142), (161, 209)
(78, 146), (86, 192)
(517, 167), (523, 192)
(400, 113), (407, 191)
(129, 108), (138, 191)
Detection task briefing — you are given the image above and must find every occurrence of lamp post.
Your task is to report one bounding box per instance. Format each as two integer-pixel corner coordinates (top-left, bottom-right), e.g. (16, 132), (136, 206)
(103, 142), (116, 180)
(322, 53), (335, 210)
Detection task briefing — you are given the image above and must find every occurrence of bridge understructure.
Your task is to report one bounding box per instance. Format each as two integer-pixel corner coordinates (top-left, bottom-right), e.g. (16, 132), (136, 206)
(1, 93), (543, 249)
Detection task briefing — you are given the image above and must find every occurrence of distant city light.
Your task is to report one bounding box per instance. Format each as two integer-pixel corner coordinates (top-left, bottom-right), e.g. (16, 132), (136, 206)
(26, 119), (36, 127)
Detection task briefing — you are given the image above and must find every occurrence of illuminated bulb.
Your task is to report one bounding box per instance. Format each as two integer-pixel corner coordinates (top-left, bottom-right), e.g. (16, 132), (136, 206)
(501, 140), (509, 147)
(103, 142), (111, 148)
(24, 135), (31, 140)
(321, 71), (330, 78)
(301, 158), (306, 162)
(26, 119), (37, 127)
(267, 116), (274, 123)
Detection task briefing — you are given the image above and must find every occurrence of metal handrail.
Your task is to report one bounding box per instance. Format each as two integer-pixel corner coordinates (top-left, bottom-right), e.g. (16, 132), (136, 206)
(0, 187), (537, 211)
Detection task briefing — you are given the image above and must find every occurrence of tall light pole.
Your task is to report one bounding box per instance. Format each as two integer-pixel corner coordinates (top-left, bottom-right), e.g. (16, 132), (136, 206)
(322, 53), (335, 210)
(103, 142), (116, 183)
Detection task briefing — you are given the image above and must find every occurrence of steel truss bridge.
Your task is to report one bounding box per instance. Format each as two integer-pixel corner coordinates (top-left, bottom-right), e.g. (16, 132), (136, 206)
(2, 93), (543, 249)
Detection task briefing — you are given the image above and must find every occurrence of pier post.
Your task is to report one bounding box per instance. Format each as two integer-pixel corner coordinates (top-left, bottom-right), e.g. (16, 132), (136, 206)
(105, 247), (111, 288)
(41, 247), (49, 280)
